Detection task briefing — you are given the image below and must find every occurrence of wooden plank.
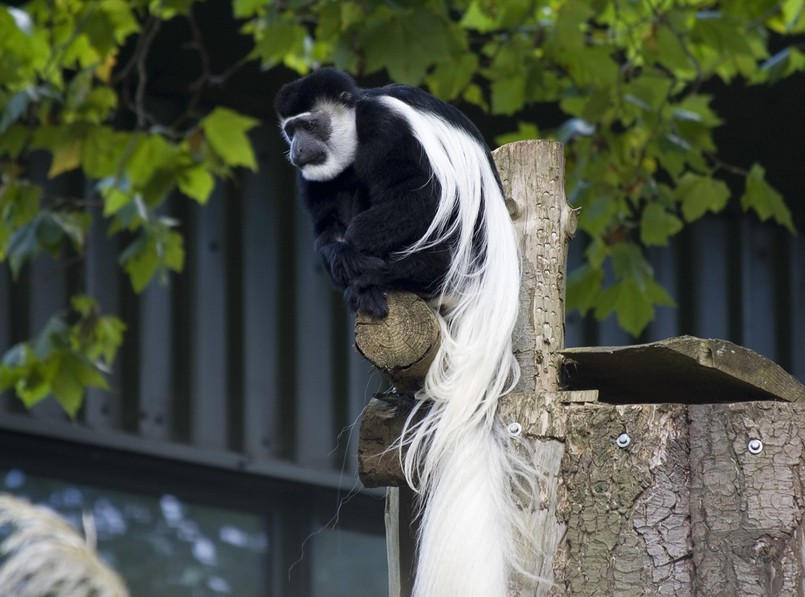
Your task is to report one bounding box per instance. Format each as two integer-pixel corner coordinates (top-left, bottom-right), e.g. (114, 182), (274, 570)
(562, 336), (805, 404)
(385, 487), (417, 597)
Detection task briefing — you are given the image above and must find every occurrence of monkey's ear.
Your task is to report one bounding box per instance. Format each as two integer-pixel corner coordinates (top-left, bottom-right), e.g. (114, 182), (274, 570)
(339, 91), (355, 105)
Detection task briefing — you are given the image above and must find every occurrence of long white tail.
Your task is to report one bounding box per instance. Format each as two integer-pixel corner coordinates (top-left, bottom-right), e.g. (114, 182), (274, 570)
(380, 97), (529, 597)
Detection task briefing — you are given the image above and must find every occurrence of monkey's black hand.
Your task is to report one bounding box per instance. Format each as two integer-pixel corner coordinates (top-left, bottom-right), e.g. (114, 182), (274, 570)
(319, 242), (385, 288)
(345, 284), (388, 318)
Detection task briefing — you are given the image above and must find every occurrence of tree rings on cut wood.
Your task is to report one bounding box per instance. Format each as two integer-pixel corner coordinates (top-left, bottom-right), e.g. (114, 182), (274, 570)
(354, 291), (440, 395)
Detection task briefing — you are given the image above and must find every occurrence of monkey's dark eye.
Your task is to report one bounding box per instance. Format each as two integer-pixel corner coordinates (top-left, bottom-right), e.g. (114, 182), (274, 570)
(303, 120), (316, 130)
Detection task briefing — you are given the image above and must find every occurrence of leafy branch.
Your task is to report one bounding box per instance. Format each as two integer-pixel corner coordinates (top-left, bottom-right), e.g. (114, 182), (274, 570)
(0, 0), (259, 414)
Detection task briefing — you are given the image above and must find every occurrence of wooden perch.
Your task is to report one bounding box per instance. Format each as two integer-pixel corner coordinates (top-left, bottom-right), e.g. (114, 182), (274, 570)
(355, 291), (435, 488)
(354, 291), (439, 396)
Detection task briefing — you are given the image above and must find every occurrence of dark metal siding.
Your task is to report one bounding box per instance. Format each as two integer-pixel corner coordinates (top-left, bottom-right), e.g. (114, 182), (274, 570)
(1, 129), (803, 482)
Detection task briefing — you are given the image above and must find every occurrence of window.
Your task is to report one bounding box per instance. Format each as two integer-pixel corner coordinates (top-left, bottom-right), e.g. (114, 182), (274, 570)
(0, 430), (387, 596)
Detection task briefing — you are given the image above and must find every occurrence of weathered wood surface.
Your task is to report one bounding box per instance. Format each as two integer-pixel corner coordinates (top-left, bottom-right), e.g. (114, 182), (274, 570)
(563, 336), (805, 404)
(385, 486), (417, 597)
(551, 403), (693, 597)
(495, 140), (576, 398)
(689, 402), (805, 597)
(358, 393), (415, 488)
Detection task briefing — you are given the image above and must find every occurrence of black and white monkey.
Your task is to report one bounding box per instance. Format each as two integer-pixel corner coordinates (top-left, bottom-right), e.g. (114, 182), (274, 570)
(276, 69), (536, 597)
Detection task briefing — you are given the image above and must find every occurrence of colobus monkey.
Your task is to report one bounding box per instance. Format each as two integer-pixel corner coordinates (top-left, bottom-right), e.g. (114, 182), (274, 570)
(276, 69), (535, 597)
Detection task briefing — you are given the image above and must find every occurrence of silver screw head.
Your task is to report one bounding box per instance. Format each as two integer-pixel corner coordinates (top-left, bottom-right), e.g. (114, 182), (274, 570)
(616, 433), (631, 449)
(747, 438), (763, 455)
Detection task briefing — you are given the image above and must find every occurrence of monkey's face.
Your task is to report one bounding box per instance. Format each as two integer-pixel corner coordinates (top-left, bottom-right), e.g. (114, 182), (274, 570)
(281, 101), (357, 181)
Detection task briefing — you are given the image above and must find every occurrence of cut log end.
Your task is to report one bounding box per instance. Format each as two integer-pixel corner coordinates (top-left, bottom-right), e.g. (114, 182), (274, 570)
(354, 291), (440, 395)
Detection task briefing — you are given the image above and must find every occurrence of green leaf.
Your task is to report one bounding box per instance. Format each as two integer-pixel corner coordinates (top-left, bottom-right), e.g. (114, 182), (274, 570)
(427, 54), (477, 101)
(595, 278), (654, 336)
(0, 180), (42, 260)
(119, 233), (158, 292)
(178, 163), (215, 203)
(566, 263), (603, 315)
(98, 175), (135, 217)
(50, 353), (89, 417)
(640, 203), (683, 246)
(7, 216), (41, 277)
(675, 172), (731, 222)
(90, 316), (126, 365)
(82, 126), (130, 179)
(459, 2), (498, 33)
(119, 223), (185, 292)
(43, 124), (89, 178)
(50, 211), (92, 250)
(233, 0), (266, 18)
(82, 0), (139, 56)
(201, 107), (259, 171)
(0, 123), (28, 158)
(672, 94), (722, 127)
(80, 86), (118, 123)
(490, 75), (526, 115)
(340, 2), (365, 29)
(593, 244), (676, 335)
(360, 9), (451, 84)
(32, 316), (71, 360)
(127, 134), (179, 186)
(653, 24), (696, 77)
(0, 88), (33, 134)
(754, 47), (805, 84)
(250, 18), (307, 68)
(741, 163), (796, 233)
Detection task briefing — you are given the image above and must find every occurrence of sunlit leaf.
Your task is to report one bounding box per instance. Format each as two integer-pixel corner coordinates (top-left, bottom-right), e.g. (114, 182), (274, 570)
(360, 9), (451, 84)
(201, 108), (259, 171)
(741, 163), (796, 233)
(178, 163), (215, 203)
(640, 203), (684, 247)
(675, 172), (731, 222)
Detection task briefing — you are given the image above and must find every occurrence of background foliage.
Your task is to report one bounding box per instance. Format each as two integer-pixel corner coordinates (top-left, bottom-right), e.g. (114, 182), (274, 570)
(1, 0), (802, 413)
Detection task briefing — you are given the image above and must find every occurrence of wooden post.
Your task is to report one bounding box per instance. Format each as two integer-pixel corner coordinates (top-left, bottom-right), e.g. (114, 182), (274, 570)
(493, 140), (576, 592)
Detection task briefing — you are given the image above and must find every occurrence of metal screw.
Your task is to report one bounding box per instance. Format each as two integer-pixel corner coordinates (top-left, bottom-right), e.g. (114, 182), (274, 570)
(615, 433), (631, 449)
(507, 422), (522, 437)
(747, 438), (763, 455)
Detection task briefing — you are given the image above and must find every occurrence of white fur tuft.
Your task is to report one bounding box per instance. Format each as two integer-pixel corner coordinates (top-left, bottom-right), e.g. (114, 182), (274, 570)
(379, 96), (535, 597)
